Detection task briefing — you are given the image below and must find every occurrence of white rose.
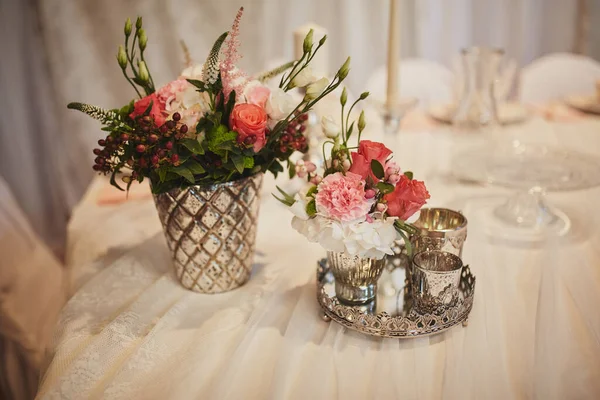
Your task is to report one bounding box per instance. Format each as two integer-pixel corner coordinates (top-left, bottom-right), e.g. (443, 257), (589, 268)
(180, 64), (203, 79)
(321, 115), (340, 138)
(292, 66), (317, 88)
(266, 88), (296, 121)
(305, 77), (329, 100)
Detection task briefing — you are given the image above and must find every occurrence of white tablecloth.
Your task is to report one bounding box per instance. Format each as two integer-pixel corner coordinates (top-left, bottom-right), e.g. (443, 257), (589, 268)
(37, 117), (600, 399)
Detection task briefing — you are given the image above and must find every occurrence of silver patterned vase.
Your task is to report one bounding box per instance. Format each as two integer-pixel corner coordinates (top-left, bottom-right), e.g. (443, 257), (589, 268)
(327, 252), (386, 304)
(153, 174), (263, 293)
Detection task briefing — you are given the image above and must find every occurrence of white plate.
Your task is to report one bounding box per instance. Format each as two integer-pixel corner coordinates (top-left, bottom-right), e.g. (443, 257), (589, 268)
(428, 102), (530, 125)
(564, 94), (600, 115)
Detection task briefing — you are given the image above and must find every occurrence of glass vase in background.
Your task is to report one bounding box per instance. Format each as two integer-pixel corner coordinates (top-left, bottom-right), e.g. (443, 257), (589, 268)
(452, 47), (503, 133)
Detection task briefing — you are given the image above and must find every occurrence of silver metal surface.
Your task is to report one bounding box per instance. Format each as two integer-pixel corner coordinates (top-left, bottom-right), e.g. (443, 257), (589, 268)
(412, 208), (468, 257)
(411, 251), (463, 314)
(327, 252), (386, 304)
(316, 254), (476, 338)
(153, 174), (263, 293)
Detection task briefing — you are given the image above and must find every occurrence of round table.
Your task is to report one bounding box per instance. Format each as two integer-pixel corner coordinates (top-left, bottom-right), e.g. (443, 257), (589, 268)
(37, 117), (600, 399)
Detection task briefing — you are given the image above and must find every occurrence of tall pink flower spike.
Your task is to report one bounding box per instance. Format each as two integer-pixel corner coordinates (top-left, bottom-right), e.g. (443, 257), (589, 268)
(220, 7), (247, 100)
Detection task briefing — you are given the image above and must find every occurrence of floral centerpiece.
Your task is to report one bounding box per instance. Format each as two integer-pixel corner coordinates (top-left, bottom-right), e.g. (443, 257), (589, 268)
(67, 7), (351, 293)
(276, 90), (430, 303)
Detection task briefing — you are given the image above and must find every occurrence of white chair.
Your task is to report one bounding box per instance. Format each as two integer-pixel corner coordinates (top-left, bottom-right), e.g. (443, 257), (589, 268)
(365, 58), (454, 109)
(520, 53), (600, 103)
(0, 176), (66, 400)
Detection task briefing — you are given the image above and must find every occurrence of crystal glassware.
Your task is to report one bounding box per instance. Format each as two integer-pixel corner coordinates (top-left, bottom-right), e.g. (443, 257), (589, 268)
(452, 47), (504, 132)
(411, 250), (464, 314)
(327, 251), (386, 304)
(412, 208), (468, 258)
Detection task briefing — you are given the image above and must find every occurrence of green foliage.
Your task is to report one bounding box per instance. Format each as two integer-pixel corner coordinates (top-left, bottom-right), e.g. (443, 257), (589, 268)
(370, 159), (385, 180)
(404, 171), (413, 180)
(376, 182), (395, 194)
(305, 199), (317, 216)
(273, 185), (295, 206)
(206, 125), (237, 157)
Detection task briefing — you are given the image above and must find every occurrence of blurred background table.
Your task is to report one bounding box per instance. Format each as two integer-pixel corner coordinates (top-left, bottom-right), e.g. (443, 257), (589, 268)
(37, 113), (600, 399)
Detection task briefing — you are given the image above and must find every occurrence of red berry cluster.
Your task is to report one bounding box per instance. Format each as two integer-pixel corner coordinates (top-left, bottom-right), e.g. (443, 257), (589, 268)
(92, 112), (189, 181)
(278, 112), (308, 154)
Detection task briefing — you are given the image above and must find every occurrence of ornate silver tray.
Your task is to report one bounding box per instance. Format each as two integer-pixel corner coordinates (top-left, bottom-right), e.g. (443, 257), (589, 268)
(317, 253), (476, 338)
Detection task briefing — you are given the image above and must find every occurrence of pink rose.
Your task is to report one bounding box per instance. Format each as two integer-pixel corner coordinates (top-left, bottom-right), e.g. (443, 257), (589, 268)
(384, 175), (430, 220)
(229, 103), (268, 152)
(349, 140), (393, 182)
(129, 93), (166, 126)
(244, 82), (271, 108)
(315, 172), (371, 222)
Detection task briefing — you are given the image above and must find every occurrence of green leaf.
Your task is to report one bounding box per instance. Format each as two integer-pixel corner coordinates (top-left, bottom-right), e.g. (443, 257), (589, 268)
(157, 165), (168, 182)
(109, 170), (125, 191)
(206, 125), (237, 156)
(376, 182), (395, 194)
(187, 79), (207, 91)
(184, 159), (206, 175)
(288, 161), (296, 179)
(268, 161), (284, 175)
(404, 171), (413, 180)
(272, 193), (295, 207)
(275, 185), (295, 204)
(180, 138), (203, 154)
(171, 165), (194, 183)
(395, 227), (413, 257)
(222, 90), (236, 126)
(243, 156), (254, 169)
(231, 154), (245, 174)
(370, 159), (385, 180)
(306, 199), (317, 216)
(306, 185), (318, 197)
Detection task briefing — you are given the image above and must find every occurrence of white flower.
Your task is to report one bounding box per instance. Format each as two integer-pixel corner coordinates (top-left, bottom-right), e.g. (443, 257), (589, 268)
(289, 193), (310, 220)
(292, 66), (317, 88)
(266, 88), (296, 121)
(305, 77), (329, 100)
(321, 115), (340, 138)
(180, 64), (204, 79)
(165, 86), (211, 134)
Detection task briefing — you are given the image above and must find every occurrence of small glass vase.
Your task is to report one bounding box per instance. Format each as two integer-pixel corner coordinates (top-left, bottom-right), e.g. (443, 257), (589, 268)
(327, 251), (386, 304)
(452, 47), (503, 132)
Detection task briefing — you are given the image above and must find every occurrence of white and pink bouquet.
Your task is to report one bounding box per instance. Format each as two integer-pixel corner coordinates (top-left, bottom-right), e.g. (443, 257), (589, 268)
(67, 7), (350, 194)
(276, 90), (430, 259)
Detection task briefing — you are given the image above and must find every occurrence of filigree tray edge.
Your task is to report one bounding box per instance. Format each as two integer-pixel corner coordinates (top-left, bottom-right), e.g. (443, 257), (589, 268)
(316, 258), (476, 339)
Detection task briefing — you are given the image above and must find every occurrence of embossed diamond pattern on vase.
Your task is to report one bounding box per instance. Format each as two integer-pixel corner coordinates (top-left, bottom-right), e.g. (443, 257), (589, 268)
(153, 174), (263, 293)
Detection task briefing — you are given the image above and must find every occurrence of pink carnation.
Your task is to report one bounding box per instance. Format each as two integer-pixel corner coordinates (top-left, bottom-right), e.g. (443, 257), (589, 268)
(157, 79), (191, 109)
(315, 172), (371, 222)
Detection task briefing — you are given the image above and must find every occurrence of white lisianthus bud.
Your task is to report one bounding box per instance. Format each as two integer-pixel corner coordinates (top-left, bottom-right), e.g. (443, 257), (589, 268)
(138, 29), (148, 51)
(303, 29), (314, 53)
(321, 115), (340, 139)
(305, 77), (329, 100)
(136, 16), (143, 29)
(117, 45), (127, 69)
(292, 66), (317, 88)
(124, 18), (132, 36)
(138, 61), (149, 83)
(266, 88), (296, 121)
(338, 57), (351, 80)
(340, 87), (348, 106)
(342, 159), (351, 171)
(358, 110), (366, 132)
